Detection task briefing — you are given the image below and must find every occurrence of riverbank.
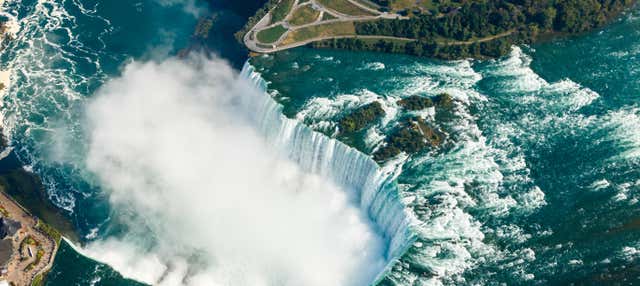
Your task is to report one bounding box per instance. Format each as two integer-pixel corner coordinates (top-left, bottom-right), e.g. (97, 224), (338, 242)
(0, 187), (60, 286)
(0, 2), (76, 284)
(240, 0), (638, 60)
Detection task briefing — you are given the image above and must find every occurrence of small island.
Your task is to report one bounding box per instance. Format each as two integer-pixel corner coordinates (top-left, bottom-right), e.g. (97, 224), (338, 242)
(238, 0), (636, 59)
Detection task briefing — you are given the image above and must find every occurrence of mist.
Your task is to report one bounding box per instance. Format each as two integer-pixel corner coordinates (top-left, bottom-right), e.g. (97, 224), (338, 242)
(79, 55), (387, 286)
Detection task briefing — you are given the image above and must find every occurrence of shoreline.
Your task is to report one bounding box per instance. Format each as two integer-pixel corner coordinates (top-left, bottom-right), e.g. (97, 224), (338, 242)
(239, 0), (638, 60)
(0, 2), (72, 285)
(0, 188), (60, 286)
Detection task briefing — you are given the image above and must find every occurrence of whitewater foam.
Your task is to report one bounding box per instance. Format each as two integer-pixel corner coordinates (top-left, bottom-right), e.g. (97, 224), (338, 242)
(602, 107), (640, 160)
(58, 57), (421, 286)
(244, 63), (417, 262)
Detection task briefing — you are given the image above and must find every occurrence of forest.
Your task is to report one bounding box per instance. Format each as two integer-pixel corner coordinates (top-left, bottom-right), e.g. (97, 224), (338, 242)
(313, 0), (636, 59)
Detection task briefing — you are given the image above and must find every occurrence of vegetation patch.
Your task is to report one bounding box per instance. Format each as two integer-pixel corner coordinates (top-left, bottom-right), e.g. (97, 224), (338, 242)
(398, 95), (434, 110)
(289, 5), (321, 26)
(193, 17), (214, 39)
(387, 0), (415, 11)
(398, 93), (452, 110)
(0, 169), (78, 241)
(24, 248), (45, 273)
(0, 205), (9, 217)
(271, 0), (295, 23)
(433, 93), (453, 108)
(310, 36), (413, 54)
(283, 21), (355, 45)
(353, 0), (381, 10)
(321, 12), (338, 21)
(20, 236), (39, 262)
(32, 272), (47, 286)
(257, 25), (288, 43)
(37, 221), (61, 244)
(338, 102), (386, 133)
(374, 117), (443, 162)
(235, 0), (282, 42)
(354, 0), (637, 59)
(317, 0), (376, 16)
(242, 0), (636, 59)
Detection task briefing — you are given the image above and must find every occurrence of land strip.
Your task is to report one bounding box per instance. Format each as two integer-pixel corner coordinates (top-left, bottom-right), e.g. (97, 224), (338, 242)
(241, 0), (639, 59)
(0, 189), (59, 286)
(244, 0), (408, 53)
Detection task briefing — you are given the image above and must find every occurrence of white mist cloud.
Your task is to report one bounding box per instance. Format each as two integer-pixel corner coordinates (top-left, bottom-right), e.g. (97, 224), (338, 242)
(80, 56), (387, 286)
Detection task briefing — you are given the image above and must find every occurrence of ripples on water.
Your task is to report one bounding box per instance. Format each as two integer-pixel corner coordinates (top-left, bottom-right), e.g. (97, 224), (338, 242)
(251, 9), (640, 284)
(1, 0), (640, 284)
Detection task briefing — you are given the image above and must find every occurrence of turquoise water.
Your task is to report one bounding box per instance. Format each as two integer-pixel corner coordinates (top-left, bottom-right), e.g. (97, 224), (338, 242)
(0, 0), (639, 284)
(0, 0), (201, 232)
(0, 0), (203, 284)
(251, 9), (640, 285)
(46, 241), (145, 286)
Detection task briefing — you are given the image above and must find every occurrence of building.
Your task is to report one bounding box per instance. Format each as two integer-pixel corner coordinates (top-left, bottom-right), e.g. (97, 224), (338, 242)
(0, 218), (20, 240)
(0, 217), (20, 273)
(0, 239), (11, 272)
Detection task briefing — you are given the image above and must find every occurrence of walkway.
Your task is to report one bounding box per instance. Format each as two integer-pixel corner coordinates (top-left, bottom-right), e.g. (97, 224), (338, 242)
(0, 190), (58, 286)
(244, 0), (407, 53)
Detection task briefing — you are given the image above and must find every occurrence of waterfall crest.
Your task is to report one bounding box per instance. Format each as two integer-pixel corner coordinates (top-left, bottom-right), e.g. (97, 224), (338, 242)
(240, 62), (417, 281)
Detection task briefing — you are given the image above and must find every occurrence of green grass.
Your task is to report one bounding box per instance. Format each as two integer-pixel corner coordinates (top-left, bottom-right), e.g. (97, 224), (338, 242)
(32, 273), (45, 286)
(0, 170), (78, 242)
(37, 221), (61, 244)
(257, 25), (288, 43)
(388, 0), (415, 10)
(353, 0), (380, 10)
(32, 272), (48, 286)
(289, 5), (321, 26)
(316, 0), (376, 16)
(283, 21), (356, 44)
(271, 0), (295, 23)
(0, 205), (9, 217)
(322, 12), (338, 20)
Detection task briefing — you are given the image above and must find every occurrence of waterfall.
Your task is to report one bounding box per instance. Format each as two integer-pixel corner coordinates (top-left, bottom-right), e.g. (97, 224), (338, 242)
(240, 62), (418, 281)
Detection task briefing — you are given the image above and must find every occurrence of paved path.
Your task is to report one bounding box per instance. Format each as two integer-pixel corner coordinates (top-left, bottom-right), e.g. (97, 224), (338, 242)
(442, 30), (515, 45)
(244, 0), (407, 53)
(0, 190), (58, 286)
(243, 0), (512, 54)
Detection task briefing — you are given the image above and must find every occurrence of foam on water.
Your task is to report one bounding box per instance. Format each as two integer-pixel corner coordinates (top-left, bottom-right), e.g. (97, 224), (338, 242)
(259, 52), (552, 284)
(243, 63), (418, 267)
(262, 44), (640, 283)
(0, 0), (112, 210)
(0, 0), (202, 231)
(1, 0), (638, 283)
(295, 89), (400, 139)
(600, 107), (640, 160)
(359, 62), (386, 71)
(43, 57), (405, 286)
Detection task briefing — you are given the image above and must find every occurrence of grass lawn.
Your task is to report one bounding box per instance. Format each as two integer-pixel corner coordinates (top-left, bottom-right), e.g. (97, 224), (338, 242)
(257, 25), (288, 43)
(289, 5), (321, 26)
(271, 0), (295, 23)
(283, 21), (356, 45)
(353, 0), (380, 10)
(322, 12), (338, 20)
(316, 0), (376, 16)
(389, 0), (415, 10)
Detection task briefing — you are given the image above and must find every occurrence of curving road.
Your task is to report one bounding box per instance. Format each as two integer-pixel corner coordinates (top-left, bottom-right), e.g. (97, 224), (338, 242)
(244, 0), (407, 54)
